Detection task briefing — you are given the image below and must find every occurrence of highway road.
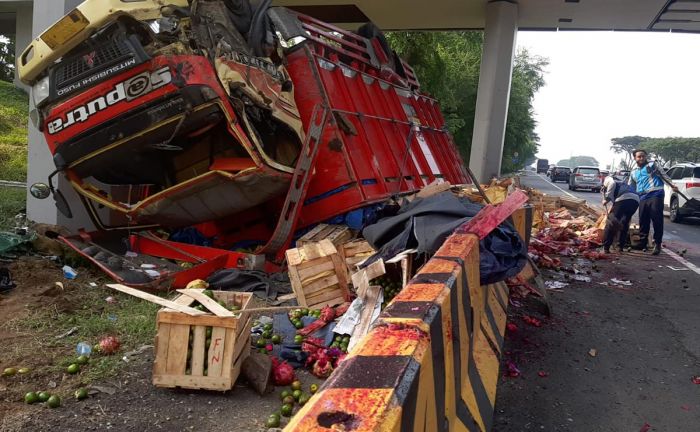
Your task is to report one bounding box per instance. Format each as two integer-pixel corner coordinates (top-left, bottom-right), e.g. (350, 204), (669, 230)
(520, 171), (700, 269)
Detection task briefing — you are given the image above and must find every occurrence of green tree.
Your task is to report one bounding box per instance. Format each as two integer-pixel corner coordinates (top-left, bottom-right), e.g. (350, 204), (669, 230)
(386, 31), (547, 173)
(642, 137), (700, 165)
(0, 35), (16, 83)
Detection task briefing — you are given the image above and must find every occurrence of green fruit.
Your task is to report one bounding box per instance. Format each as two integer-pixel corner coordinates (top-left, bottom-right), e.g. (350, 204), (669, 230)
(310, 383), (318, 394)
(194, 305), (205, 311)
(74, 388), (88, 400)
(269, 413), (281, 422)
(301, 308), (309, 316)
(266, 416), (281, 428)
(298, 394), (310, 406)
(340, 343), (349, 352)
(263, 323), (273, 332)
(38, 391), (51, 402)
(342, 336), (351, 343)
(271, 335), (282, 344)
(292, 389), (302, 400)
(262, 330), (272, 339)
(294, 335), (304, 344)
(294, 321), (304, 329)
(291, 380), (302, 391)
(24, 392), (39, 404)
(217, 300), (227, 308)
(330, 342), (339, 348)
(47, 395), (61, 408)
(2, 367), (17, 377)
(281, 403), (293, 417)
(292, 310), (302, 320)
(202, 289), (214, 298)
(17, 367), (30, 374)
(283, 395), (296, 405)
(280, 390), (291, 400)
(66, 363), (80, 374)
(255, 338), (266, 348)
(76, 355), (89, 365)
(258, 348), (267, 354)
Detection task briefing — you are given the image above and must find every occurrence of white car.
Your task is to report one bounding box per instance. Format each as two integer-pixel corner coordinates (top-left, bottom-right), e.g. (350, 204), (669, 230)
(663, 163), (700, 223)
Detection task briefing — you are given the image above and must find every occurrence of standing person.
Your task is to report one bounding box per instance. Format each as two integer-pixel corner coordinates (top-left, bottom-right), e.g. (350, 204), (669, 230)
(601, 175), (639, 253)
(628, 150), (678, 255)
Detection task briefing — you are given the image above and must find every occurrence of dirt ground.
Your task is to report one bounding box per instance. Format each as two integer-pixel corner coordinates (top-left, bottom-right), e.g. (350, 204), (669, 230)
(0, 256), (315, 432)
(493, 249), (700, 431)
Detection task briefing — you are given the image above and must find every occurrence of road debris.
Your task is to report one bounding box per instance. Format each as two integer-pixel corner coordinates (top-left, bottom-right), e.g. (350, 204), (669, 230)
(588, 348), (598, 357)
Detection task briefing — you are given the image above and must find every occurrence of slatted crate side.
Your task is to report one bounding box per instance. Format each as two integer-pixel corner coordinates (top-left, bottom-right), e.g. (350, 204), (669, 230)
(340, 240), (375, 274)
(296, 224), (353, 247)
(287, 241), (350, 309)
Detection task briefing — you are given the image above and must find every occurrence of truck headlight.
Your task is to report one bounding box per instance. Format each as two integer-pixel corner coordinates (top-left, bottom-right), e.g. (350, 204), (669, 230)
(32, 76), (50, 107)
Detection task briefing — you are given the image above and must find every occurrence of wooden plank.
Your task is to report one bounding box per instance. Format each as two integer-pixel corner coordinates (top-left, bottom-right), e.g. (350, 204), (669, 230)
(177, 289), (234, 317)
(165, 324), (190, 375)
(351, 259), (386, 292)
(288, 267), (307, 308)
(297, 224), (327, 245)
(277, 293), (297, 301)
(349, 284), (382, 351)
(153, 323), (171, 376)
(302, 242), (323, 260)
(353, 269), (370, 300)
(318, 239), (338, 257)
(158, 311), (237, 329)
(191, 325), (206, 376)
(153, 375), (232, 391)
(330, 250), (350, 301)
(286, 248), (304, 266)
(416, 180), (451, 199)
(297, 259), (334, 280)
(303, 274), (339, 295)
(306, 287), (344, 305)
(400, 255), (413, 289)
(107, 284), (205, 315)
(207, 327), (227, 377)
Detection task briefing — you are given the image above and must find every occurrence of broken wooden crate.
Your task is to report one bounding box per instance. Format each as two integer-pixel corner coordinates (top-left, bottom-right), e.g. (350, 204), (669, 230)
(296, 224), (353, 248)
(152, 291), (252, 391)
(286, 239), (350, 309)
(340, 239), (375, 275)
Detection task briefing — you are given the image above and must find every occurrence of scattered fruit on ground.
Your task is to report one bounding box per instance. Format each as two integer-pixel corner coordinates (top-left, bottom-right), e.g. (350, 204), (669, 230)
(24, 392), (39, 404)
(291, 380), (302, 391)
(255, 338), (266, 348)
(47, 395), (61, 408)
(298, 394), (310, 406)
(265, 344), (274, 352)
(281, 403), (293, 417)
(17, 367), (30, 374)
(280, 390), (291, 400)
(271, 334), (282, 344)
(294, 321), (304, 329)
(2, 367), (17, 377)
(262, 330), (272, 339)
(266, 416), (281, 428)
(99, 336), (121, 355)
(294, 335), (303, 344)
(66, 364), (80, 374)
(301, 308), (309, 316)
(76, 355), (89, 365)
(263, 323), (273, 332)
(283, 395), (295, 405)
(310, 383), (318, 394)
(258, 348), (267, 354)
(38, 392), (51, 402)
(74, 388), (88, 400)
(292, 389), (302, 400)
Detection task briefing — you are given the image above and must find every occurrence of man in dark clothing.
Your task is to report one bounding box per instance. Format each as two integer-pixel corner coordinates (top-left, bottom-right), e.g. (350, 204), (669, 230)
(601, 175), (639, 253)
(628, 150), (678, 255)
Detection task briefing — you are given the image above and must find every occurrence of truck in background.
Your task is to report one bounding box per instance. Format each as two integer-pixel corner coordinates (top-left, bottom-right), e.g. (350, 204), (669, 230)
(536, 159), (549, 174)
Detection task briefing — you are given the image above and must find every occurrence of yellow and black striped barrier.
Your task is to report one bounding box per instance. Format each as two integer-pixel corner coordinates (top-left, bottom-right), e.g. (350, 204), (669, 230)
(286, 228), (512, 432)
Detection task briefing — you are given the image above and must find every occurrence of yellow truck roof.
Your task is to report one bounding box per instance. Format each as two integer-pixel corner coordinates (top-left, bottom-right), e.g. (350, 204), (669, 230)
(17, 0), (189, 85)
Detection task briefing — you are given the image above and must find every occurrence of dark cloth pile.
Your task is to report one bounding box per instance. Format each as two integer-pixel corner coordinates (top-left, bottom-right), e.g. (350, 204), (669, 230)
(362, 192), (527, 285)
(206, 269), (292, 299)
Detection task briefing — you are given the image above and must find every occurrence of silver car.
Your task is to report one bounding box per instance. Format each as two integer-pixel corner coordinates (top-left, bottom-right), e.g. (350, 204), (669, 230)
(569, 166), (602, 192)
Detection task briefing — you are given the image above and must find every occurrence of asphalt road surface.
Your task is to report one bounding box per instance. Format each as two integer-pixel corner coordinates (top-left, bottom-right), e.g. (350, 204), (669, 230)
(520, 171), (700, 269)
(492, 171), (700, 431)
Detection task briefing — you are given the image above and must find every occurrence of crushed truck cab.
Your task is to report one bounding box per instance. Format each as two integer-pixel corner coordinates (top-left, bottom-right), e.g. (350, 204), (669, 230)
(21, 0), (468, 275)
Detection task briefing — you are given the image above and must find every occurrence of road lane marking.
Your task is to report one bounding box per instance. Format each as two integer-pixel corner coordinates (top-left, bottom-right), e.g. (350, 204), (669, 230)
(535, 173), (577, 198)
(663, 248), (700, 276)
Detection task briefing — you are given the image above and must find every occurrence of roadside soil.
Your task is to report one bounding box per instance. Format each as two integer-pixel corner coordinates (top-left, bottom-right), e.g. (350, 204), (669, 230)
(493, 249), (700, 431)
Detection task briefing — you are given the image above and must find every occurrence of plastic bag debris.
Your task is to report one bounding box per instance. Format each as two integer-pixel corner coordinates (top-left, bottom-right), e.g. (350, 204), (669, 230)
(545, 280), (568, 290)
(610, 278), (632, 286)
(62, 265), (78, 280)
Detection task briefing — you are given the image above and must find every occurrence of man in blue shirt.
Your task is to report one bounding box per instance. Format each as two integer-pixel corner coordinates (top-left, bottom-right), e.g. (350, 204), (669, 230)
(628, 149), (678, 255)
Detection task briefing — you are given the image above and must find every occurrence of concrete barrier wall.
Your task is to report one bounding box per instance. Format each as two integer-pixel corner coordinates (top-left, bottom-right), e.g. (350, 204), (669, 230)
(286, 231), (510, 432)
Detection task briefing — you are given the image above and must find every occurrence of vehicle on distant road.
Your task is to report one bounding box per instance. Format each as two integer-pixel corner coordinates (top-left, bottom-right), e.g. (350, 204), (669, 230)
(549, 166), (571, 183)
(569, 166), (602, 192)
(613, 169), (630, 181)
(537, 159), (550, 174)
(664, 163), (700, 223)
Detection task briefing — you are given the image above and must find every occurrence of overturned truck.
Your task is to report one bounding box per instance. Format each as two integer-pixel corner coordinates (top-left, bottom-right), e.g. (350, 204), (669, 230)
(19, 0), (468, 283)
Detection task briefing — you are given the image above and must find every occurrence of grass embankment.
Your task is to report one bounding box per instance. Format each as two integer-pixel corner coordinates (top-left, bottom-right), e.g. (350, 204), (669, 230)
(0, 80), (29, 229)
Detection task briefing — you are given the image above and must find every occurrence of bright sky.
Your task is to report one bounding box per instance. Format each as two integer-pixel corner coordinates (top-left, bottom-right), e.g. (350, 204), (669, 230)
(516, 31), (700, 169)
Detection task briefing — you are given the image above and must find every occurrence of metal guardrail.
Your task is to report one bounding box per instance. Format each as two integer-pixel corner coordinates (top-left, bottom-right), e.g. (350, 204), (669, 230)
(0, 180), (26, 189)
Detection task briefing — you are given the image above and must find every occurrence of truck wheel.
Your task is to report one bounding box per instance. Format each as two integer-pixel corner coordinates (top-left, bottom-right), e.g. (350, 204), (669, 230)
(670, 197), (683, 223)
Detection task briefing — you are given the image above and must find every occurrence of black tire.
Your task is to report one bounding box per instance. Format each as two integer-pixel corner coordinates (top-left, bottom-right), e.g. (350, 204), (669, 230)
(670, 197), (683, 223)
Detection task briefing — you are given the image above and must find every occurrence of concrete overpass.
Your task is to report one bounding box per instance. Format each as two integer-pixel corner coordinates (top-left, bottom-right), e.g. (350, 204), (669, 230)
(2, 0), (699, 227)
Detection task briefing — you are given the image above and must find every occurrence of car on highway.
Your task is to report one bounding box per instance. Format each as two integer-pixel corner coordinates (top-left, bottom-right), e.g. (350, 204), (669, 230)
(664, 163), (700, 222)
(569, 166), (602, 192)
(548, 166), (571, 183)
(613, 169), (630, 181)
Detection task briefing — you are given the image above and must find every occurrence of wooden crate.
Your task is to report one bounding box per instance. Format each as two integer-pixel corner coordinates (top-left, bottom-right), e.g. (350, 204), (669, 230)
(286, 239), (350, 309)
(296, 224), (353, 248)
(152, 291), (252, 391)
(340, 240), (376, 275)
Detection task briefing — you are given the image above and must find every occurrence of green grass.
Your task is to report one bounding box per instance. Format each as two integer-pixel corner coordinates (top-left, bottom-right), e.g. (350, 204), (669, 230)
(7, 286), (160, 383)
(0, 80), (28, 182)
(0, 186), (26, 230)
